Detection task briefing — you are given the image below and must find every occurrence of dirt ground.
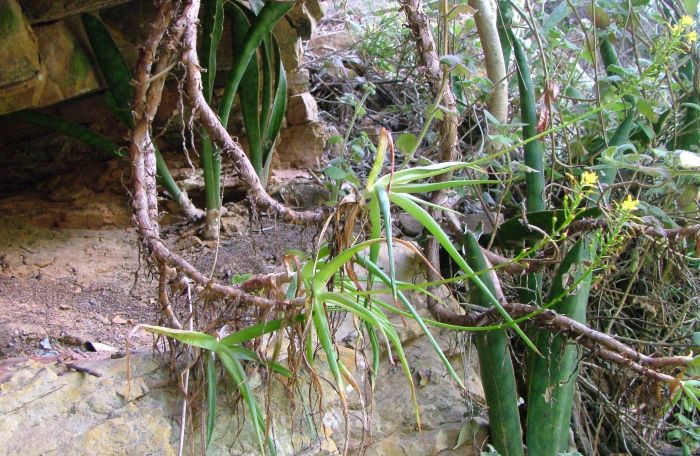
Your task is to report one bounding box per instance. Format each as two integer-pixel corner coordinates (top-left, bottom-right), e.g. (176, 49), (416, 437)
(0, 166), (318, 360)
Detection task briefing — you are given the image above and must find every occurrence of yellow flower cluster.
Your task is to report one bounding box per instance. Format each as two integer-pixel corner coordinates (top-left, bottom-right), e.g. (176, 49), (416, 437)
(673, 15), (697, 43)
(620, 195), (639, 212)
(580, 170), (598, 187)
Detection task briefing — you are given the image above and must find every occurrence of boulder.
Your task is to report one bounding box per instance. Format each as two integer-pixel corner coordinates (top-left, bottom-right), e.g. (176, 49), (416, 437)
(274, 121), (327, 169)
(0, 0), (40, 86)
(287, 92), (319, 125)
(0, 11), (100, 115)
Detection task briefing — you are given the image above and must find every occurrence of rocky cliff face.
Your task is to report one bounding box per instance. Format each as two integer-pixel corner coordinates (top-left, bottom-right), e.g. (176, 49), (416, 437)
(0, 0), (327, 192)
(0, 0), (322, 115)
(0, 342), (488, 455)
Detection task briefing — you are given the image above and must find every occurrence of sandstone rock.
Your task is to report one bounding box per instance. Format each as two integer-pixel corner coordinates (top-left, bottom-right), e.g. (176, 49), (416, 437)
(0, 355), (176, 456)
(305, 0), (325, 22)
(0, 0), (40, 86)
(174, 234), (205, 250)
(274, 121), (326, 169)
(287, 92), (319, 125)
(0, 292), (486, 456)
(0, 15), (100, 115)
(287, 68), (311, 95)
(307, 30), (356, 59)
(0, 353), (342, 455)
(35, 20), (101, 105)
(273, 16), (303, 70)
(286, 2), (312, 40)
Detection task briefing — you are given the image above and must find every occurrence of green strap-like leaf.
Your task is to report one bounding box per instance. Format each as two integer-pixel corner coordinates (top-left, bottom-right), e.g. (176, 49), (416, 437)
(358, 256), (466, 390)
(201, 0), (225, 102)
(376, 161), (473, 186)
(82, 13), (186, 203)
(375, 186), (397, 299)
(388, 192), (538, 352)
(260, 36), (274, 137)
(262, 38), (287, 166)
(227, 2), (264, 174)
(217, 345), (271, 455)
(325, 292), (421, 425)
(311, 294), (345, 401)
(205, 352), (218, 447)
(8, 110), (123, 158)
(140, 325), (219, 351)
(219, 1), (293, 128)
(391, 179), (497, 193)
(220, 314), (305, 347)
(81, 13), (132, 126)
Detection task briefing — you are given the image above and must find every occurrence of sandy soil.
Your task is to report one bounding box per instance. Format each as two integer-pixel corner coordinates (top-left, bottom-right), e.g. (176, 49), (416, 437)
(0, 181), (317, 359)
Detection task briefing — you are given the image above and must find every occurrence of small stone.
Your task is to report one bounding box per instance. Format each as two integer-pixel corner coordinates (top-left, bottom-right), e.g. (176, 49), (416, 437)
(307, 31), (355, 59)
(398, 212), (424, 236)
(94, 314), (110, 325)
(220, 216), (244, 235)
(174, 235), (203, 250)
(60, 331), (89, 346)
(58, 304), (72, 310)
(341, 330), (358, 348)
(111, 315), (127, 325)
(85, 341), (118, 353)
(286, 92), (318, 125)
(116, 378), (149, 401)
(418, 368), (432, 387)
(460, 212), (503, 234)
(39, 337), (52, 350)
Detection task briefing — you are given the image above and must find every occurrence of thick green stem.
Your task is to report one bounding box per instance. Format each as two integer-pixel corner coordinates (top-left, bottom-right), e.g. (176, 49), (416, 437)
(526, 239), (593, 455)
(198, 0), (225, 237)
(511, 31), (545, 310)
(674, 46), (699, 151)
(464, 233), (524, 456)
(200, 132), (221, 239)
(496, 1), (514, 73)
(598, 35), (636, 189)
(512, 33), (545, 213)
(676, 94), (700, 151)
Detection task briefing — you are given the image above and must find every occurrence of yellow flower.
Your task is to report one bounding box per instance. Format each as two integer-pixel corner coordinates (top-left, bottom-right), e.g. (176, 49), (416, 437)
(581, 170), (599, 187)
(620, 195), (639, 212)
(680, 15), (695, 28)
(688, 30), (698, 43)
